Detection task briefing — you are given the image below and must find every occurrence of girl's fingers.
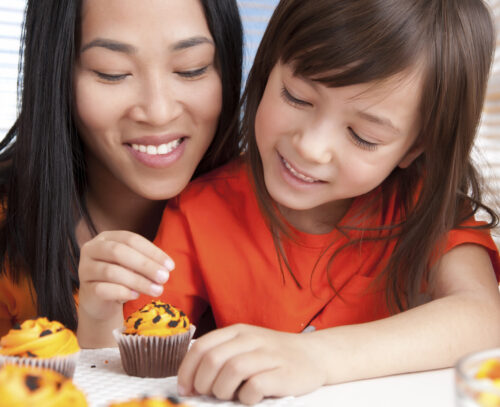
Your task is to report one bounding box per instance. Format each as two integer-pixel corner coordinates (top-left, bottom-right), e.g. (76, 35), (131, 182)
(237, 367), (286, 406)
(192, 334), (260, 396)
(177, 326), (241, 396)
(211, 349), (280, 401)
(92, 263), (165, 298)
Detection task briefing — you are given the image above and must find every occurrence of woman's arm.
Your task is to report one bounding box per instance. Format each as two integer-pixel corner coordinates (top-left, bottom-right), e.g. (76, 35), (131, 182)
(177, 243), (500, 405)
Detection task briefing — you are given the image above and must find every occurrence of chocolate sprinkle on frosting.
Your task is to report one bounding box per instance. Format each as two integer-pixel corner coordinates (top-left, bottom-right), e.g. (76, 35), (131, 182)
(134, 318), (143, 330)
(39, 329), (52, 337)
(12, 323), (21, 330)
(167, 395), (182, 404)
(27, 351), (37, 357)
(152, 315), (161, 324)
(168, 320), (179, 328)
(25, 375), (41, 391)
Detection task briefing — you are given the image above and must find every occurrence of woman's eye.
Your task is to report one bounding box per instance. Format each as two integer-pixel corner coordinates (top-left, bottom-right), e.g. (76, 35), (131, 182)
(93, 71), (129, 82)
(280, 86), (312, 107)
(348, 127), (378, 151)
(176, 66), (209, 79)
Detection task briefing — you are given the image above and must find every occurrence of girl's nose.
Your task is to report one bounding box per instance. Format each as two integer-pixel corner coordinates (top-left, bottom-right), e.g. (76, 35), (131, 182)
(292, 126), (334, 164)
(129, 78), (182, 127)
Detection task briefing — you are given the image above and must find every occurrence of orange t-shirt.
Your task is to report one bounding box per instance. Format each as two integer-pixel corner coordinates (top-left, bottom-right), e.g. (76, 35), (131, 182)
(0, 271), (37, 336)
(124, 159), (500, 332)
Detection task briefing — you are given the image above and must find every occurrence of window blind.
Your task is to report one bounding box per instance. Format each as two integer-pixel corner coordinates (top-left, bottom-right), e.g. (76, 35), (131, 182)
(0, 0), (24, 138)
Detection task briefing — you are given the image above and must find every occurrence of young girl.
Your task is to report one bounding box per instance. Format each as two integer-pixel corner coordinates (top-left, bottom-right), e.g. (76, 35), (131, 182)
(0, 0), (243, 341)
(96, 0), (499, 403)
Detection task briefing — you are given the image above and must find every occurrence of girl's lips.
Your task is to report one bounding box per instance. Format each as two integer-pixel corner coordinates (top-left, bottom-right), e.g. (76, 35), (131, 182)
(126, 137), (187, 169)
(278, 153), (325, 184)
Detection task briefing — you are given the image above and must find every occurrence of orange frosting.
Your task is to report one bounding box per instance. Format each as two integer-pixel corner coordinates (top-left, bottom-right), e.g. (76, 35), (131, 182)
(0, 318), (80, 358)
(0, 364), (87, 407)
(109, 396), (189, 406)
(124, 301), (190, 336)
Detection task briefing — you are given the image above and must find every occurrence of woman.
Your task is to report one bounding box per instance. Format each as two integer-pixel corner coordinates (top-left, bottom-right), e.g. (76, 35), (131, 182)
(0, 0), (243, 338)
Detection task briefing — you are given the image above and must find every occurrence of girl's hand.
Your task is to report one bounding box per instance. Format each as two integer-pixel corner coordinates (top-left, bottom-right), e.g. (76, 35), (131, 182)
(177, 324), (327, 405)
(77, 231), (174, 347)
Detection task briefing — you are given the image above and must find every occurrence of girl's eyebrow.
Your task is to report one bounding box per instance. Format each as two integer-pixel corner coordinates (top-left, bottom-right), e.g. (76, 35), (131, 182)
(80, 36), (214, 54)
(355, 110), (402, 136)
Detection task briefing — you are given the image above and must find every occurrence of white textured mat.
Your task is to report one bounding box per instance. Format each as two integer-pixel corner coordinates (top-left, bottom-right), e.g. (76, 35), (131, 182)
(73, 349), (304, 407)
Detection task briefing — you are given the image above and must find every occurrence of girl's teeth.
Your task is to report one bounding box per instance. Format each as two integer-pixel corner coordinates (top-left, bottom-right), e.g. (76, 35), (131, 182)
(282, 158), (318, 183)
(131, 139), (181, 155)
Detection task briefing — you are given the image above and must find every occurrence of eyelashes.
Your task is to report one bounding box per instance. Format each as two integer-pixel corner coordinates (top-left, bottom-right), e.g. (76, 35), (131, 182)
(93, 65), (210, 83)
(281, 85), (379, 151)
(280, 86), (312, 107)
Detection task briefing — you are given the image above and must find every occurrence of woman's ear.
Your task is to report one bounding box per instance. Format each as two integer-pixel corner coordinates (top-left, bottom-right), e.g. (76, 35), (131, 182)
(398, 145), (424, 169)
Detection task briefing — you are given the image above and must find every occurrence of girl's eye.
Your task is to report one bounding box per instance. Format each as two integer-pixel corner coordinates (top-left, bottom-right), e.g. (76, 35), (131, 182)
(93, 71), (129, 82)
(280, 86), (312, 107)
(176, 66), (209, 79)
(348, 127), (378, 151)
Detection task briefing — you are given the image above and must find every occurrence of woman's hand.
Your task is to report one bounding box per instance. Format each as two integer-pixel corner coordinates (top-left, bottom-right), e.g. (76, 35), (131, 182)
(77, 230), (174, 347)
(177, 323), (327, 405)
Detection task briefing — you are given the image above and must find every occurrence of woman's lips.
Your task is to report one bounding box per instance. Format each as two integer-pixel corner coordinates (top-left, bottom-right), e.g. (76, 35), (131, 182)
(126, 136), (187, 168)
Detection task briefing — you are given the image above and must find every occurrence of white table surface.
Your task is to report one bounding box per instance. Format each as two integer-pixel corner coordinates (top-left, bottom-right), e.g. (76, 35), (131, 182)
(73, 348), (456, 407)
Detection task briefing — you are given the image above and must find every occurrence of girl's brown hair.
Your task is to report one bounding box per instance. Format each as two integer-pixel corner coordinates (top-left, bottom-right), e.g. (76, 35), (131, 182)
(242, 0), (498, 311)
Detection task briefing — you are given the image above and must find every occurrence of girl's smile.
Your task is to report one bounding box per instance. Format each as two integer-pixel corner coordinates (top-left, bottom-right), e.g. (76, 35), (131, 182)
(255, 62), (424, 232)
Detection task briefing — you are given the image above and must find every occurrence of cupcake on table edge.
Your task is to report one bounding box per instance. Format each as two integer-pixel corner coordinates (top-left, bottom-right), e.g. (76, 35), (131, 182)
(113, 300), (195, 378)
(0, 317), (80, 377)
(0, 364), (87, 406)
(109, 395), (189, 407)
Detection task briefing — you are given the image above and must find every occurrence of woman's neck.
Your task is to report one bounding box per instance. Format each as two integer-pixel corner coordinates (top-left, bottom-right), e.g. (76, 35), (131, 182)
(278, 198), (353, 235)
(76, 157), (166, 246)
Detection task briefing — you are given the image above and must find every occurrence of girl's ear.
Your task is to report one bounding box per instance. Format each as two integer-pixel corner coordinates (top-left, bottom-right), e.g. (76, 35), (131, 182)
(398, 145), (424, 169)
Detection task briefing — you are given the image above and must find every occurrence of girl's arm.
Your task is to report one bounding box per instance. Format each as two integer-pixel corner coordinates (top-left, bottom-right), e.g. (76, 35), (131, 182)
(77, 231), (174, 348)
(177, 243), (500, 405)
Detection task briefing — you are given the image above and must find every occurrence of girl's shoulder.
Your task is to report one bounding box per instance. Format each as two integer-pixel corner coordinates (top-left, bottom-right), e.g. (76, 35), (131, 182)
(175, 157), (253, 203)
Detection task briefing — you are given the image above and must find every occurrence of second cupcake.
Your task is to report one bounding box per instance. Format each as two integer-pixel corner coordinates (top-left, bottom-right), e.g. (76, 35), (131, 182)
(0, 317), (80, 377)
(113, 300), (195, 378)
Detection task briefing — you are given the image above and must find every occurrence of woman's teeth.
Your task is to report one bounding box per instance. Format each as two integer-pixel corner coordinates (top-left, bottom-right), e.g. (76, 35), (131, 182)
(131, 138), (181, 155)
(282, 157), (319, 183)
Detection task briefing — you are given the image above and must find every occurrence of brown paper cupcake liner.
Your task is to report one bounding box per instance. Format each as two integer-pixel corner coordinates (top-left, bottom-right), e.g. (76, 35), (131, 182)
(0, 351), (80, 378)
(113, 325), (195, 378)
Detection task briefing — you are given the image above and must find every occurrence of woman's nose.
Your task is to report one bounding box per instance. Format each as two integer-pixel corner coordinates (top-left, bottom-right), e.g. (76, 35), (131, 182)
(129, 77), (182, 127)
(292, 125), (334, 164)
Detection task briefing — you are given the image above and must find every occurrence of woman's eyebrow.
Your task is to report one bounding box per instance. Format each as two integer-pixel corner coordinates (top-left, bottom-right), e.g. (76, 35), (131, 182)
(170, 36), (214, 51)
(81, 38), (136, 54)
(80, 36), (214, 54)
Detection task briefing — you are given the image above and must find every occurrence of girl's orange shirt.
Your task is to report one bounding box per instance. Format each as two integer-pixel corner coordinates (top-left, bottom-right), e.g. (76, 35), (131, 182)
(125, 159), (500, 332)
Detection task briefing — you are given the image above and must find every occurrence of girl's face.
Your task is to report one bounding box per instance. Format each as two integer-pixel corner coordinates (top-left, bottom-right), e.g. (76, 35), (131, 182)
(255, 62), (423, 226)
(74, 0), (222, 200)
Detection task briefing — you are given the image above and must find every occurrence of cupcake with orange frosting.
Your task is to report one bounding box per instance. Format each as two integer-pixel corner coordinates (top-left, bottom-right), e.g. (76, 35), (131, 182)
(113, 300), (195, 377)
(0, 317), (80, 377)
(0, 364), (87, 406)
(109, 395), (189, 406)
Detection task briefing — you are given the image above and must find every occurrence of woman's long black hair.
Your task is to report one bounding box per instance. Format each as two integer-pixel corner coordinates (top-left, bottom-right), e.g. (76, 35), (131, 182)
(0, 0), (242, 331)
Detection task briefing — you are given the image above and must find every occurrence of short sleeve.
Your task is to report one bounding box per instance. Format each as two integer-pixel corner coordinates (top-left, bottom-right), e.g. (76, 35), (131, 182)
(444, 220), (500, 281)
(124, 198), (209, 324)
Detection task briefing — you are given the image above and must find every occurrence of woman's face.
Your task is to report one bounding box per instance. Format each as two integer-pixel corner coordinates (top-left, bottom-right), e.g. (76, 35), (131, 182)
(74, 0), (222, 200)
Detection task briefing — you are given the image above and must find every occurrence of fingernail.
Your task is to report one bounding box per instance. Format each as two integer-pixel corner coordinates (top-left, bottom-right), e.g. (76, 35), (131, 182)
(130, 291), (139, 300)
(150, 284), (163, 297)
(164, 257), (175, 271)
(156, 269), (169, 284)
(177, 385), (188, 396)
